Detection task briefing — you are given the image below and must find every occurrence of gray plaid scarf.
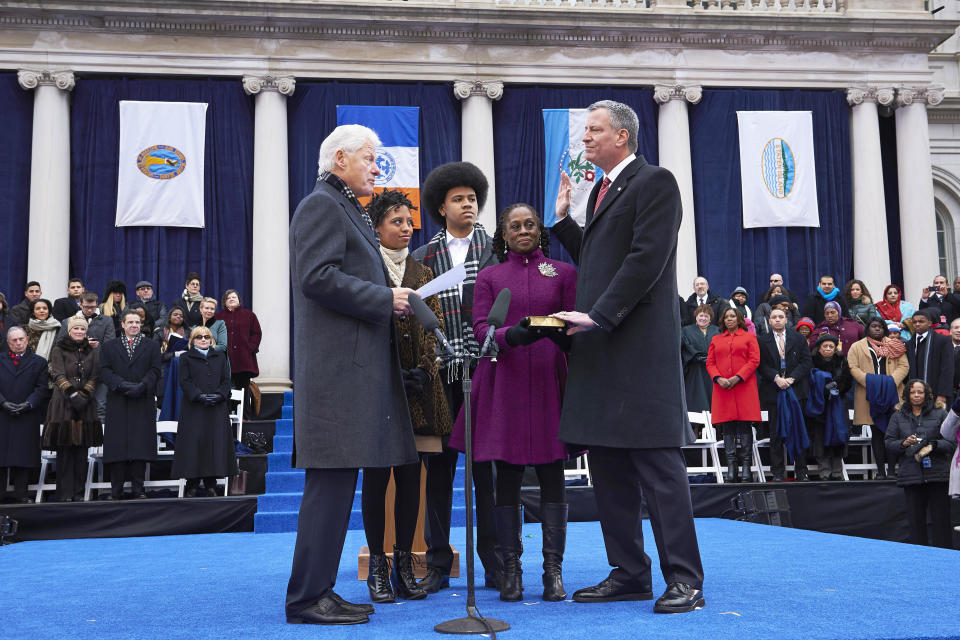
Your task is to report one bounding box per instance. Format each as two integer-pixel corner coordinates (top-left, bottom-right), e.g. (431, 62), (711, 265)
(320, 171), (376, 234)
(124, 333), (143, 360)
(419, 225), (491, 380)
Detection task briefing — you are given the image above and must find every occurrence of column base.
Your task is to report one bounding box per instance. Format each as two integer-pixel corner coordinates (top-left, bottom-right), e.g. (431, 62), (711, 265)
(251, 376), (292, 393)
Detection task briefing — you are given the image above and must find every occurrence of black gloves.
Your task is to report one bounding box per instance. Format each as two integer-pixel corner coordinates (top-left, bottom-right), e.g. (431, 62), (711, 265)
(505, 317), (542, 347)
(68, 392), (89, 412)
(1, 401), (18, 414)
(199, 393), (225, 406)
(545, 329), (573, 353)
(117, 381), (136, 393)
(402, 368), (430, 397)
(824, 380), (840, 397)
(123, 382), (147, 398)
(695, 353), (708, 363)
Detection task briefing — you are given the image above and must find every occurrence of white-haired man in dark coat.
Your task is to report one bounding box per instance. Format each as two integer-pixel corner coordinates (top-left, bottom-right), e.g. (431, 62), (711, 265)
(284, 124), (419, 626)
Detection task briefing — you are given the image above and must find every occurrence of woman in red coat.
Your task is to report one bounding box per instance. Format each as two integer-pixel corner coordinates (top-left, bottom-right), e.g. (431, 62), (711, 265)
(214, 290), (262, 418)
(706, 308), (761, 482)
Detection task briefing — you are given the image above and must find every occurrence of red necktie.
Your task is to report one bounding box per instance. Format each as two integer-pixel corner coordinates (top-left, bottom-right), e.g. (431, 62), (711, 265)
(593, 177), (612, 213)
(129, 339), (134, 348)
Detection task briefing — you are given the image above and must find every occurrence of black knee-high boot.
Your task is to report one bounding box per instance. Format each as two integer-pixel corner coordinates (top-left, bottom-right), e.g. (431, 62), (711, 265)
(737, 429), (753, 483)
(723, 431), (739, 483)
(494, 505), (523, 601)
(540, 503), (567, 601)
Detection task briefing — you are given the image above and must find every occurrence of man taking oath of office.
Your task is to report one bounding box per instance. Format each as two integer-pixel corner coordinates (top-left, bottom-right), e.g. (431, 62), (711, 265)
(552, 100), (705, 613)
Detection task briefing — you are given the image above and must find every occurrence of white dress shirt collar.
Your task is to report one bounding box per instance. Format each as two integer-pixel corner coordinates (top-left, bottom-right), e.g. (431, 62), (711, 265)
(603, 153), (637, 186)
(445, 228), (475, 268)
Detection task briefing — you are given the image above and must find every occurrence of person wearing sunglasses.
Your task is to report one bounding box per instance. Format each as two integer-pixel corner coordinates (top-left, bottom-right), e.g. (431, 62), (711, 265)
(172, 326), (237, 497)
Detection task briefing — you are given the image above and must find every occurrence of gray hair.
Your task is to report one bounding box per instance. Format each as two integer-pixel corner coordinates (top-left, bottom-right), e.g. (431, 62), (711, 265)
(588, 100), (639, 154)
(6, 326), (27, 341)
(317, 124), (382, 174)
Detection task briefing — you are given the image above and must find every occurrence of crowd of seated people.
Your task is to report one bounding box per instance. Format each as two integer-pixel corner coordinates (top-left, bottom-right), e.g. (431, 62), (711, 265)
(0, 275), (261, 503)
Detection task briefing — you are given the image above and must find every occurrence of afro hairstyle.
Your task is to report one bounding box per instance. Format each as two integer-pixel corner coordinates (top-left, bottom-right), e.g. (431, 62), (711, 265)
(420, 162), (488, 228)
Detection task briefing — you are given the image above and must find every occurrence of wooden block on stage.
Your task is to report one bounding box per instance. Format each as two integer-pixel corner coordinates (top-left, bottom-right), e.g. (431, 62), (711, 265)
(357, 545), (460, 580)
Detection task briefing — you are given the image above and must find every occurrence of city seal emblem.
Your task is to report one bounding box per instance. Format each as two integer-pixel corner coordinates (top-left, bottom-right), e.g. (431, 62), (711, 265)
(375, 149), (397, 186)
(761, 138), (795, 199)
(136, 145), (187, 180)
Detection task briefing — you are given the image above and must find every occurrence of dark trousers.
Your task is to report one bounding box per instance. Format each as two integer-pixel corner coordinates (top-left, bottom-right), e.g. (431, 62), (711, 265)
(766, 405), (807, 476)
(903, 482), (953, 548)
(56, 447), (88, 501)
(108, 460), (146, 497)
(494, 460), (565, 507)
(588, 446), (704, 589)
(871, 427), (894, 476)
(185, 477), (218, 494)
(423, 374), (499, 578)
(362, 461), (421, 553)
(2, 467), (30, 500)
(285, 467), (358, 617)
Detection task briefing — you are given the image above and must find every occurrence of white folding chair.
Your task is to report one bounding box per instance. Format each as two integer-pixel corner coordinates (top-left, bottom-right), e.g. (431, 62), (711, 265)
(84, 420), (186, 500)
(843, 409), (874, 480)
(224, 390), (245, 495)
(563, 454), (592, 486)
(31, 425), (59, 502)
(683, 411), (724, 483)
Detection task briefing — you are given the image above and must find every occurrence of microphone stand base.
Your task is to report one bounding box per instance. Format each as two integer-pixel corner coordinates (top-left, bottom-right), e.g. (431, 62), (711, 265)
(435, 614), (510, 635)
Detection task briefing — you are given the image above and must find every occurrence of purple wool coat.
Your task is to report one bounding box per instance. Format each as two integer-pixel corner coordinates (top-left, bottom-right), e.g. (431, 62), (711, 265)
(449, 248), (577, 465)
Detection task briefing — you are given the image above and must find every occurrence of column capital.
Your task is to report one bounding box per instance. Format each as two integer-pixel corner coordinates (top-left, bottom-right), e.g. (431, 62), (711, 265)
(18, 70), (75, 91)
(453, 80), (503, 101)
(653, 84), (702, 105)
(845, 86), (895, 107)
(242, 75), (296, 97)
(895, 85), (944, 108)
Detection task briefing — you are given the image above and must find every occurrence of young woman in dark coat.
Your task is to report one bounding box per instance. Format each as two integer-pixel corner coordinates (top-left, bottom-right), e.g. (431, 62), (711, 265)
(214, 290), (262, 418)
(172, 326), (237, 497)
(806, 334), (852, 480)
(43, 319), (102, 502)
(885, 379), (957, 548)
(0, 326), (49, 502)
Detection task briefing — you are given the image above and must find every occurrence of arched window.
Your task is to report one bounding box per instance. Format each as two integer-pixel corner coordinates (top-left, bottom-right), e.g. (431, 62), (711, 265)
(935, 201), (956, 280)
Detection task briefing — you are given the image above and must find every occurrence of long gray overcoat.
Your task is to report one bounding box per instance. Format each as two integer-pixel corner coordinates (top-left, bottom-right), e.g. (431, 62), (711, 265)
(553, 156), (694, 449)
(289, 179), (417, 469)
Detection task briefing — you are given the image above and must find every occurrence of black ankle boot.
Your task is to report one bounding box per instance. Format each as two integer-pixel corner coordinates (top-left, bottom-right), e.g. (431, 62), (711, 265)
(540, 503), (567, 602)
(723, 432), (738, 483)
(737, 432), (753, 483)
(391, 546), (426, 600)
(367, 553), (395, 603)
(494, 505), (523, 602)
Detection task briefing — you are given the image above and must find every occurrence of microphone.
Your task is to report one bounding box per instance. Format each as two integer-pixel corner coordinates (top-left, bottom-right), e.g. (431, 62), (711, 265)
(409, 294), (455, 358)
(480, 288), (511, 360)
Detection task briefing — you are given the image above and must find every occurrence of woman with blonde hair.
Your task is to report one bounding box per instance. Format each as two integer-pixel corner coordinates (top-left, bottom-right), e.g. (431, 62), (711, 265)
(198, 297), (227, 353)
(99, 280), (127, 337)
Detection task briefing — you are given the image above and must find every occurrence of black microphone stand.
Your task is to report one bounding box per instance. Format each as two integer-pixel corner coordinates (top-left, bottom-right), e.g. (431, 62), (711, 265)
(434, 349), (510, 636)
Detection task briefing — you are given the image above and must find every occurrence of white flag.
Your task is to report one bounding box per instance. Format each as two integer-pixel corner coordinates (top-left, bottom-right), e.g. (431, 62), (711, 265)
(737, 111), (819, 229)
(116, 101), (207, 228)
(543, 108), (604, 227)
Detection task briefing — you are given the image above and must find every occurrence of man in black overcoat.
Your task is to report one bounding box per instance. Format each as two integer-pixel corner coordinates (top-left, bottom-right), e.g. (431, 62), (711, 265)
(99, 309), (161, 499)
(906, 310), (955, 405)
(552, 100), (704, 614)
(284, 125), (418, 626)
(52, 277), (85, 322)
(756, 308), (813, 481)
(0, 326), (49, 502)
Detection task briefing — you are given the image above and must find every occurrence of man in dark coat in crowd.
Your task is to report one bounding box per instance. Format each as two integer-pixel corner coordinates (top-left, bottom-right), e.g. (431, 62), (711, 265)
(553, 100), (704, 614)
(8, 281), (42, 328)
(756, 308), (813, 481)
(411, 161), (502, 594)
(906, 310), (955, 406)
(284, 124), (418, 626)
(0, 326), (49, 502)
(52, 277), (85, 322)
(134, 281), (168, 333)
(682, 276), (726, 326)
(801, 274), (847, 325)
(99, 309), (161, 499)
(918, 274), (957, 326)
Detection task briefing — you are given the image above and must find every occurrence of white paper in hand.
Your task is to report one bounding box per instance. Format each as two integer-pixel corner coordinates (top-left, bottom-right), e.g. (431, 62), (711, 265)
(416, 262), (466, 299)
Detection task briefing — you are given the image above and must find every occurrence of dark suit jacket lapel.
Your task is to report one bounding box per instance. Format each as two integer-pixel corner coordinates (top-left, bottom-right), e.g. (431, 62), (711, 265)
(585, 156), (647, 232)
(0, 354), (17, 377)
(315, 180), (379, 251)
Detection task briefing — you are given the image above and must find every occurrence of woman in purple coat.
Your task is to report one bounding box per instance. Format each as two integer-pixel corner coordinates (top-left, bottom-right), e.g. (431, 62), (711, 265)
(449, 203), (576, 603)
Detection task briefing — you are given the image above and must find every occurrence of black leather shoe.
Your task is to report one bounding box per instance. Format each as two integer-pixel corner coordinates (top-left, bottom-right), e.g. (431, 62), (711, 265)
(795, 469), (809, 482)
(417, 568), (449, 594)
(653, 582), (705, 613)
(572, 577), (653, 603)
(329, 592), (374, 615)
(286, 594), (369, 625)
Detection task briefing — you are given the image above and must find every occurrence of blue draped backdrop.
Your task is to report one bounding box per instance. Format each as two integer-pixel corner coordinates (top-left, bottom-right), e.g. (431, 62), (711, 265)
(879, 114), (903, 289)
(0, 72), (34, 303)
(287, 80), (461, 251)
(69, 76), (254, 309)
(492, 85), (658, 263)
(689, 89), (853, 305)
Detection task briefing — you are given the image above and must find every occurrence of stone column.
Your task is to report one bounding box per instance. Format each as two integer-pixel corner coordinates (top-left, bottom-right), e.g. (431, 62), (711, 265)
(18, 70), (74, 293)
(846, 87), (893, 293)
(453, 80), (503, 232)
(895, 86), (944, 303)
(654, 84), (702, 293)
(243, 75), (295, 393)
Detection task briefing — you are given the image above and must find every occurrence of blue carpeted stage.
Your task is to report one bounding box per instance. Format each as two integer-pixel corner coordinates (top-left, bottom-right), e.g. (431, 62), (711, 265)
(2, 518), (958, 640)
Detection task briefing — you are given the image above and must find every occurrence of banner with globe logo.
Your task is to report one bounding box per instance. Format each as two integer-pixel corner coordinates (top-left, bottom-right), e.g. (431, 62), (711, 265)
(543, 108), (604, 227)
(736, 111), (819, 229)
(336, 105), (421, 228)
(116, 100), (207, 228)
